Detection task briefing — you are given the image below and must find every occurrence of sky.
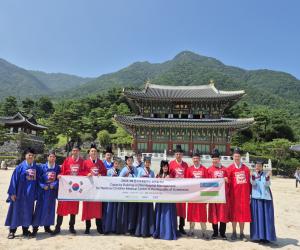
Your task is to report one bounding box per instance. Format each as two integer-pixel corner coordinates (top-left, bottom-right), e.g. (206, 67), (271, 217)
(0, 0), (299, 78)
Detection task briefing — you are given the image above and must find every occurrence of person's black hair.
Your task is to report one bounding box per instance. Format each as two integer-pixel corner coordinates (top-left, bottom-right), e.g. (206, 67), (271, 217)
(48, 150), (56, 156)
(159, 160), (169, 177)
(24, 147), (35, 155)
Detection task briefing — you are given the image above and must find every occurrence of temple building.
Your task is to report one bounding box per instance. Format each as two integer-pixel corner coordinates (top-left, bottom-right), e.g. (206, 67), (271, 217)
(0, 112), (47, 154)
(0, 112), (47, 135)
(115, 82), (254, 155)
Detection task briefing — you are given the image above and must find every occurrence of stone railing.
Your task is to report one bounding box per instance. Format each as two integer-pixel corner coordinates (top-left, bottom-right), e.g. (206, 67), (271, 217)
(116, 148), (272, 172)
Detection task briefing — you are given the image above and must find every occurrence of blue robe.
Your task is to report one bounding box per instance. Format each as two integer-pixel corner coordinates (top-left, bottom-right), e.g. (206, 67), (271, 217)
(102, 167), (119, 234)
(153, 203), (178, 240)
(5, 160), (39, 229)
(250, 172), (276, 242)
(103, 160), (113, 170)
(32, 163), (60, 227)
(135, 167), (155, 237)
(116, 165), (138, 234)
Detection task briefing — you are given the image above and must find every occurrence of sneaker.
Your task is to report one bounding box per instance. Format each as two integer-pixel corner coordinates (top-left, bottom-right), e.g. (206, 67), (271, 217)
(51, 227), (61, 236)
(23, 229), (31, 237)
(240, 233), (248, 241)
(211, 234), (218, 240)
(97, 227), (103, 234)
(179, 228), (187, 235)
(187, 230), (194, 237)
(221, 234), (227, 240)
(231, 232), (237, 241)
(202, 232), (210, 240)
(7, 232), (15, 239)
(69, 227), (77, 234)
(30, 228), (38, 237)
(84, 228), (90, 234)
(30, 231), (38, 237)
(44, 227), (53, 234)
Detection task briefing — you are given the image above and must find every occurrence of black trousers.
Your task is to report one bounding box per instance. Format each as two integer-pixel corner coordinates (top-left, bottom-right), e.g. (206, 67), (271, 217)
(10, 227), (29, 234)
(179, 217), (185, 229)
(85, 218), (102, 229)
(212, 222), (226, 236)
(56, 214), (76, 228)
(296, 180), (300, 188)
(32, 226), (51, 232)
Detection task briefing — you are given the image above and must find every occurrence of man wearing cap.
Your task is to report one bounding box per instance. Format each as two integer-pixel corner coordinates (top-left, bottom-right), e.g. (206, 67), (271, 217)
(227, 148), (251, 241)
(5, 148), (39, 239)
(52, 144), (84, 235)
(103, 146), (114, 170)
(207, 149), (229, 240)
(32, 150), (61, 236)
(186, 149), (208, 239)
(169, 145), (188, 235)
(82, 143), (107, 234)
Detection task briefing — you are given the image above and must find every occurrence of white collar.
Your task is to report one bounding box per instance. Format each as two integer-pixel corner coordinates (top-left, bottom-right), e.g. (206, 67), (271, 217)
(72, 156), (80, 162)
(194, 164), (201, 169)
(26, 161), (33, 167)
(90, 157), (98, 163)
(176, 159), (182, 164)
(48, 162), (55, 169)
(234, 162), (242, 169)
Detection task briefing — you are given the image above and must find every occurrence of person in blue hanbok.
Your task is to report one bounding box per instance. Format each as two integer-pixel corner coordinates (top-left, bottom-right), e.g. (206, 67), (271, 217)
(116, 155), (138, 235)
(102, 156), (122, 234)
(32, 150), (60, 236)
(103, 146), (113, 170)
(250, 161), (277, 243)
(153, 160), (179, 240)
(5, 148), (39, 239)
(133, 151), (144, 169)
(135, 156), (155, 237)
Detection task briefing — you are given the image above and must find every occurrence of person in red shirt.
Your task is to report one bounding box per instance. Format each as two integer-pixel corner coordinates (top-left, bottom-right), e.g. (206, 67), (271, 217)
(227, 148), (251, 241)
(186, 149), (208, 239)
(82, 143), (107, 234)
(52, 144), (84, 235)
(207, 149), (229, 240)
(169, 145), (188, 235)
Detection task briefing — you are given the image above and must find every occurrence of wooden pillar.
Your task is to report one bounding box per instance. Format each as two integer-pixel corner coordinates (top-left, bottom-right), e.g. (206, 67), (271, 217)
(132, 138), (137, 152)
(147, 129), (153, 153)
(210, 129), (215, 153)
(188, 129), (193, 156)
(226, 143), (231, 155)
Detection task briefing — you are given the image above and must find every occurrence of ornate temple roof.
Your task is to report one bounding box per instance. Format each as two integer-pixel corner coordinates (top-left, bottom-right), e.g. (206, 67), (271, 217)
(0, 112), (47, 130)
(114, 115), (254, 131)
(124, 83), (245, 101)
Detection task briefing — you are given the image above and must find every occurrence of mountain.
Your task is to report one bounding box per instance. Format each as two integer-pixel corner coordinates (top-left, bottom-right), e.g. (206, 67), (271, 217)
(0, 58), (50, 99)
(1, 51), (300, 111)
(60, 51), (300, 110)
(0, 58), (94, 100)
(29, 70), (93, 92)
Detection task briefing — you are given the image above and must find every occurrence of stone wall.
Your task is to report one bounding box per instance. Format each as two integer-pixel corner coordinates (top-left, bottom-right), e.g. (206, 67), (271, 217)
(0, 133), (45, 167)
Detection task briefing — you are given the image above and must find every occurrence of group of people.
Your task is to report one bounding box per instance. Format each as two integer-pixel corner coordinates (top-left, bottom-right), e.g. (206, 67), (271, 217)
(5, 144), (277, 244)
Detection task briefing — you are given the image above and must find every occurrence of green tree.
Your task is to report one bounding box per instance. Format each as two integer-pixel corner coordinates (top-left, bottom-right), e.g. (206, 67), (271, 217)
(97, 130), (111, 148)
(21, 98), (35, 115)
(2, 96), (18, 116)
(49, 100), (84, 143)
(0, 124), (8, 145)
(35, 97), (55, 118)
(110, 123), (133, 147)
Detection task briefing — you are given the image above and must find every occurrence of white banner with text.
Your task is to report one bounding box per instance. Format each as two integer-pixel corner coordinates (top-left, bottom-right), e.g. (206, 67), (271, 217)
(58, 176), (226, 203)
